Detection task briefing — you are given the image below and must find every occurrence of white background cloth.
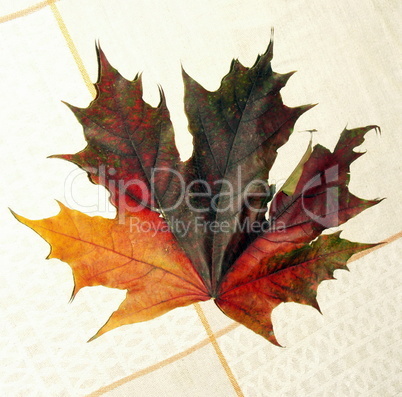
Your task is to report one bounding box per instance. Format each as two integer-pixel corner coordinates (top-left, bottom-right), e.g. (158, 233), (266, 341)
(0, 1), (401, 396)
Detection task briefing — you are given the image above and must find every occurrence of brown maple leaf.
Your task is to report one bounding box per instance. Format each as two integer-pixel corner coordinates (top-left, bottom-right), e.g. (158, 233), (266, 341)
(14, 39), (381, 345)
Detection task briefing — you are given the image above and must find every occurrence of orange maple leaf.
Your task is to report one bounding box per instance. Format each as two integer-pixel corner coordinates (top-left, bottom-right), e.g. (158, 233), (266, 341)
(14, 204), (208, 340)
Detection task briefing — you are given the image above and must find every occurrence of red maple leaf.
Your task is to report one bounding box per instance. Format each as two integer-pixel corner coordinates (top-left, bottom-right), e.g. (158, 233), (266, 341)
(14, 39), (381, 344)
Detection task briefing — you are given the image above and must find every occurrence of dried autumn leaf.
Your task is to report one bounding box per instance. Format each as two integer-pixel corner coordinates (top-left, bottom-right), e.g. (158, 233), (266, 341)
(216, 233), (376, 345)
(13, 203), (209, 340)
(214, 125), (381, 344)
(15, 38), (381, 345)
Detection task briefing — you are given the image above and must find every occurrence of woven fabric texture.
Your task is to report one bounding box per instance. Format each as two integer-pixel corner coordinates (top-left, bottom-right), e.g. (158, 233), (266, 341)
(0, 1), (401, 396)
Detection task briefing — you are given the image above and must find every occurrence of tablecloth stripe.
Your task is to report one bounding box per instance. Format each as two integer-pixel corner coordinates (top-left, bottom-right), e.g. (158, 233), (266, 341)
(0, 0), (58, 24)
(49, 1), (97, 97)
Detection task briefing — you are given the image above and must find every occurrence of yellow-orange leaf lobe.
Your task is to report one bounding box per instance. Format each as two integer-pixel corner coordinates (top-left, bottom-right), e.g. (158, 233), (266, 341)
(14, 203), (209, 340)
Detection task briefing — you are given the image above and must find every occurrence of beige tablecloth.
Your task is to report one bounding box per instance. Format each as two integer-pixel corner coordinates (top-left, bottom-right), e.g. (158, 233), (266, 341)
(0, 1), (401, 396)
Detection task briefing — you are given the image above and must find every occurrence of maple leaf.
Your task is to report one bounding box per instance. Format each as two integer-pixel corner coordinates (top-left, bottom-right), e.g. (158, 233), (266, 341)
(13, 204), (209, 341)
(14, 38), (381, 345)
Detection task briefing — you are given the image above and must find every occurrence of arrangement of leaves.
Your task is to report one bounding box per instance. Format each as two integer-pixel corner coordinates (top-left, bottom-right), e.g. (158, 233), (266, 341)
(14, 39), (381, 345)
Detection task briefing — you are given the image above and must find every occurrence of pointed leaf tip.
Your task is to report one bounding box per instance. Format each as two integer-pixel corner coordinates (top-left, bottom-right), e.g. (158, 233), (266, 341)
(47, 153), (74, 162)
(230, 58), (241, 72)
(87, 334), (98, 343)
(264, 27), (274, 56)
(301, 103), (318, 113)
(157, 84), (167, 108)
(311, 299), (322, 314)
(61, 101), (85, 117)
(268, 331), (282, 347)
